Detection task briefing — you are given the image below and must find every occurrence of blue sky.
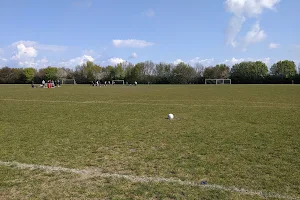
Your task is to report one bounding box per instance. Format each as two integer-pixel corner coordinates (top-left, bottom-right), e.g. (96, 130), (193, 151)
(0, 0), (299, 69)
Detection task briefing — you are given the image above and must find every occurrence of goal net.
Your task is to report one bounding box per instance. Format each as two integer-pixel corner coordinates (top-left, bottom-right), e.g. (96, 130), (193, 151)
(62, 79), (76, 84)
(205, 79), (231, 84)
(112, 80), (124, 85)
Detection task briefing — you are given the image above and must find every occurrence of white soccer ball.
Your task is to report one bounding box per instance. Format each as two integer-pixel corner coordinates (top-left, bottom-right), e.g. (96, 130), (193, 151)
(168, 114), (174, 120)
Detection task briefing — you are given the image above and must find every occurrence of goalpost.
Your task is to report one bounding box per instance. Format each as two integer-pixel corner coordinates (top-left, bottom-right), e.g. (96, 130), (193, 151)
(112, 80), (125, 85)
(205, 79), (231, 84)
(61, 79), (76, 84)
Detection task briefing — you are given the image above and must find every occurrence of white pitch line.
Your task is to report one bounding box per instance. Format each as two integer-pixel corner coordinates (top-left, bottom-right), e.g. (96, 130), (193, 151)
(0, 98), (299, 109)
(0, 161), (299, 200)
(132, 99), (300, 106)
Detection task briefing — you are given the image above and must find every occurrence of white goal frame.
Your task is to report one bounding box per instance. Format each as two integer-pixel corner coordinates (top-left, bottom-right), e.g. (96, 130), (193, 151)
(112, 80), (125, 85)
(61, 79), (76, 84)
(205, 79), (231, 84)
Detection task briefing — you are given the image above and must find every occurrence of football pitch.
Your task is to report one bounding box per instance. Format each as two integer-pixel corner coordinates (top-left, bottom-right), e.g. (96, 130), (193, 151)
(0, 84), (300, 199)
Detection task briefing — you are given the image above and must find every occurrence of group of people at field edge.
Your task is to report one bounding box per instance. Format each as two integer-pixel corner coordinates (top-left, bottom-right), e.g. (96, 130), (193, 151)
(91, 80), (110, 86)
(31, 80), (61, 88)
(91, 80), (138, 86)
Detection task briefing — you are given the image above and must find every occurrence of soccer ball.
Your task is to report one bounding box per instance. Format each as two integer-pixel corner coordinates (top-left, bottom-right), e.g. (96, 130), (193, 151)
(168, 114), (174, 120)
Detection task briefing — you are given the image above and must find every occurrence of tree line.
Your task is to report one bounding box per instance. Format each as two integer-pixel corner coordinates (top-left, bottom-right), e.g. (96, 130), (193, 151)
(0, 60), (299, 84)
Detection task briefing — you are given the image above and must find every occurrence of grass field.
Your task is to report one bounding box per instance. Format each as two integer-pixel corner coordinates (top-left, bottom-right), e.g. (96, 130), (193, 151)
(0, 84), (300, 199)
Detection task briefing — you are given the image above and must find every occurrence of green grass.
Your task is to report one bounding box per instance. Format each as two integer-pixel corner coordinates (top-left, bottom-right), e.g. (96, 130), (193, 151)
(0, 84), (300, 199)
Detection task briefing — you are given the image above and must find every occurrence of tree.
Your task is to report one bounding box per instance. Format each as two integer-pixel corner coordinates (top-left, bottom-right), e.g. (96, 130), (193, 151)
(73, 61), (102, 83)
(131, 63), (143, 83)
(194, 63), (205, 76)
(230, 61), (268, 83)
(203, 67), (215, 79)
(44, 66), (58, 81)
(203, 64), (230, 79)
(23, 68), (37, 83)
(56, 68), (68, 80)
(105, 65), (115, 80)
(11, 68), (25, 83)
(155, 62), (172, 84)
(114, 63), (125, 80)
(214, 64), (230, 79)
(34, 68), (45, 83)
(171, 62), (196, 84)
(0, 67), (12, 83)
(143, 61), (156, 83)
(124, 63), (134, 83)
(194, 63), (205, 83)
(270, 60), (296, 78)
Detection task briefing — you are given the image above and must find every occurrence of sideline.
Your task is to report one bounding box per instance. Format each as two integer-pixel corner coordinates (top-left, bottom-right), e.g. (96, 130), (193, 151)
(0, 160), (299, 200)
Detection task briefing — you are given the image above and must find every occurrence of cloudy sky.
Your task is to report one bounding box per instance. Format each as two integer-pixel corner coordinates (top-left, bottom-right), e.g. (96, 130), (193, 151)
(0, 0), (299, 69)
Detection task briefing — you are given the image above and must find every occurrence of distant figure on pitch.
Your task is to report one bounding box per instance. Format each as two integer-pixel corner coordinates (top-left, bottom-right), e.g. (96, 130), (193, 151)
(31, 81), (36, 88)
(57, 80), (61, 87)
(42, 80), (45, 87)
(134, 81), (137, 86)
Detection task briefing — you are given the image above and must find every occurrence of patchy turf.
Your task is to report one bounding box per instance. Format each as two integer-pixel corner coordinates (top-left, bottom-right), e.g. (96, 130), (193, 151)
(0, 84), (300, 199)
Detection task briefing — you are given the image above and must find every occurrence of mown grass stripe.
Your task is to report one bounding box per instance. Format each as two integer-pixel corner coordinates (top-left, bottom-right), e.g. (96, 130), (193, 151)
(0, 98), (299, 109)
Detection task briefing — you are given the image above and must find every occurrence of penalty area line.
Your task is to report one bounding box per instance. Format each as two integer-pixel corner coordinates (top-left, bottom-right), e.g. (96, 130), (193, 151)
(0, 161), (298, 200)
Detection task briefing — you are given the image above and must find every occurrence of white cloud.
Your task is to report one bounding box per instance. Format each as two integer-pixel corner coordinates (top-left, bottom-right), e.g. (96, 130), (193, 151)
(60, 55), (94, 68)
(260, 57), (271, 65)
(0, 57), (7, 62)
(112, 39), (154, 48)
(11, 53), (36, 68)
(18, 61), (36, 68)
(173, 59), (184, 65)
(172, 57), (215, 66)
(108, 57), (126, 65)
(15, 57), (49, 69)
(226, 16), (246, 47)
(142, 9), (155, 17)
(36, 57), (49, 68)
(0, 57), (7, 68)
(225, 0), (280, 48)
(189, 57), (215, 66)
(225, 0), (280, 17)
(11, 43), (37, 60)
(224, 57), (271, 65)
(224, 57), (245, 65)
(129, 52), (137, 59)
(12, 41), (67, 52)
(242, 21), (266, 50)
(269, 42), (279, 49)
(7, 42), (54, 68)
